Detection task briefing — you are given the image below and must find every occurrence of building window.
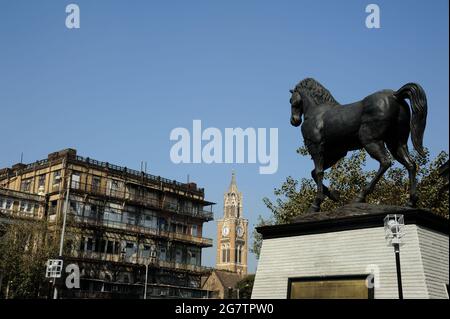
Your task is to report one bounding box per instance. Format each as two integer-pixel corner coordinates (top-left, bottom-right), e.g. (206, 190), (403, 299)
(79, 237), (86, 252)
(143, 214), (157, 229)
(49, 200), (57, 215)
(235, 245), (242, 264)
(127, 212), (136, 225)
(125, 242), (135, 260)
(71, 172), (81, 189)
(18, 201), (33, 213)
(158, 218), (167, 231)
(175, 249), (182, 263)
(191, 225), (198, 237)
(107, 179), (121, 197)
(159, 247), (166, 261)
(114, 241), (120, 255)
(87, 238), (94, 251)
(106, 241), (114, 254)
(20, 179), (32, 192)
(92, 176), (101, 192)
(52, 171), (61, 185)
(70, 201), (79, 215)
(188, 249), (199, 265)
(222, 244), (226, 263)
(38, 175), (46, 188)
(142, 245), (150, 258)
(221, 244), (230, 263)
(90, 205), (98, 218)
(19, 201), (26, 212)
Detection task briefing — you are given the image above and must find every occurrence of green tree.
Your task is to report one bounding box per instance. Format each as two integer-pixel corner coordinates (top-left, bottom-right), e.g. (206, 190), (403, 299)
(0, 219), (58, 298)
(235, 274), (255, 299)
(252, 148), (449, 258)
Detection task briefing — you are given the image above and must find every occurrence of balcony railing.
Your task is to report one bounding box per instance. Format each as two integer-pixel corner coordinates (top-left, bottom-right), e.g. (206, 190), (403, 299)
(0, 207), (42, 220)
(70, 181), (213, 220)
(71, 251), (211, 274)
(72, 215), (213, 247)
(74, 155), (205, 194)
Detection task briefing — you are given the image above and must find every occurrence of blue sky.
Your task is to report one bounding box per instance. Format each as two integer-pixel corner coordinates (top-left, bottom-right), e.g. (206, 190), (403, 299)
(0, 0), (448, 273)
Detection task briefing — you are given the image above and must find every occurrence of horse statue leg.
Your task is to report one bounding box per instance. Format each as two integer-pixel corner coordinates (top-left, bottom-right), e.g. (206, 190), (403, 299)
(354, 141), (392, 203)
(311, 170), (340, 202)
(387, 142), (418, 207)
(308, 154), (326, 213)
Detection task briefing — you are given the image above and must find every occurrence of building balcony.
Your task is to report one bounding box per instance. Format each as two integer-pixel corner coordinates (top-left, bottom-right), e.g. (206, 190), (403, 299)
(70, 251), (212, 274)
(73, 155), (206, 195)
(71, 215), (213, 247)
(0, 207), (42, 221)
(69, 181), (214, 221)
(61, 282), (209, 299)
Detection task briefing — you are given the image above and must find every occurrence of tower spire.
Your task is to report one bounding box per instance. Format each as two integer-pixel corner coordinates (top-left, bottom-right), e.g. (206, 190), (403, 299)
(228, 170), (238, 192)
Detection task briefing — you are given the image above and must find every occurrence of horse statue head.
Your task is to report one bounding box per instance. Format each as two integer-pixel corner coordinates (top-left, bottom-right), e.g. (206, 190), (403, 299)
(290, 78), (339, 127)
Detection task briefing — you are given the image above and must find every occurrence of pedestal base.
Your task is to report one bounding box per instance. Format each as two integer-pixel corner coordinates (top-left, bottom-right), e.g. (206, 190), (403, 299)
(252, 204), (449, 299)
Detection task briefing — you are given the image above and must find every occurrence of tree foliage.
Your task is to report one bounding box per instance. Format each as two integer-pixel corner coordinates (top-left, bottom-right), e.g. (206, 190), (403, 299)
(0, 220), (58, 298)
(235, 274), (255, 299)
(252, 148), (449, 258)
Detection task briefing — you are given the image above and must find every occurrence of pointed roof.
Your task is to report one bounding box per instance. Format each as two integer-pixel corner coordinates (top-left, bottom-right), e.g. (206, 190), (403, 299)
(228, 170), (239, 193)
(214, 269), (243, 289)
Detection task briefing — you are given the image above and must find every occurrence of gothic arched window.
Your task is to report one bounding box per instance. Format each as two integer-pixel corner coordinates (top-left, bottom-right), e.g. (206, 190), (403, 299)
(235, 245), (242, 264)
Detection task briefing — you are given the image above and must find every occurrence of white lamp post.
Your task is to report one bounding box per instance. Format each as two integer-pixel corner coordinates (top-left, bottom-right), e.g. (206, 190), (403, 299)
(52, 173), (71, 299)
(143, 259), (150, 299)
(384, 214), (405, 299)
(143, 248), (156, 300)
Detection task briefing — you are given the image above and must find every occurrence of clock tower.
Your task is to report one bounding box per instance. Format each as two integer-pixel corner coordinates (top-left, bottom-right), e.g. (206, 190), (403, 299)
(216, 171), (248, 275)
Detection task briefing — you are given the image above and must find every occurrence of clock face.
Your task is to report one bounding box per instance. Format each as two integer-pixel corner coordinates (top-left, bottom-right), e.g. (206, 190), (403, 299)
(237, 226), (244, 238)
(222, 226), (230, 237)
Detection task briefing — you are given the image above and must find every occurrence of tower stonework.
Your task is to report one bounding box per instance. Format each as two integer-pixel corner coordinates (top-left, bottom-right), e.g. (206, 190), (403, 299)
(216, 171), (248, 275)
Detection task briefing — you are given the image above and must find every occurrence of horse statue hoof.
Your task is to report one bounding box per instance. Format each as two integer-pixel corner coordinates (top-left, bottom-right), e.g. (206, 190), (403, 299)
(307, 204), (320, 213)
(406, 201), (417, 208)
(329, 190), (341, 202)
(352, 194), (366, 204)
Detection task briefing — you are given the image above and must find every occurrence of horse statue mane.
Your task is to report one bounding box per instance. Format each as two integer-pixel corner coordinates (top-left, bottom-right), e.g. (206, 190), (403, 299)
(294, 78), (340, 106)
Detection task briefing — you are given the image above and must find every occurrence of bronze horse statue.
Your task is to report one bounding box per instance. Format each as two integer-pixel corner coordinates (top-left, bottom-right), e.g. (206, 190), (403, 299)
(289, 78), (427, 212)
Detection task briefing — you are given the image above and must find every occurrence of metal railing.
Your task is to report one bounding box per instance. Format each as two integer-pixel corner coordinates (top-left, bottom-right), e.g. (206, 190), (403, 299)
(2, 153), (205, 195)
(74, 155), (205, 194)
(72, 215), (213, 246)
(71, 251), (211, 273)
(70, 181), (213, 220)
(0, 207), (42, 220)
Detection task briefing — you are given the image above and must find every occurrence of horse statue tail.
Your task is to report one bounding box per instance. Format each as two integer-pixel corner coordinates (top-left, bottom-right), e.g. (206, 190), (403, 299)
(394, 83), (428, 157)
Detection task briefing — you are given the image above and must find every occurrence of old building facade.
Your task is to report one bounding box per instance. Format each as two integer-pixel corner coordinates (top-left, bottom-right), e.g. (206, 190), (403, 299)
(0, 149), (214, 298)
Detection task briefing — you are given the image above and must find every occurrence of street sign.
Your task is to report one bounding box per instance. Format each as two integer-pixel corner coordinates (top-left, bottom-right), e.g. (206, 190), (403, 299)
(46, 259), (63, 278)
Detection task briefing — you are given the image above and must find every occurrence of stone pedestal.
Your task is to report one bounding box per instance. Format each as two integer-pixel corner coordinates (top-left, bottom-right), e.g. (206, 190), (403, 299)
(252, 204), (449, 299)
